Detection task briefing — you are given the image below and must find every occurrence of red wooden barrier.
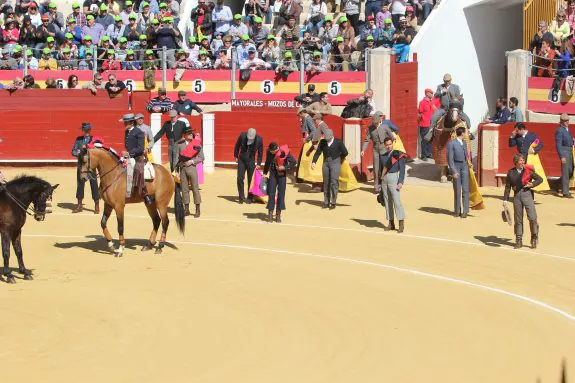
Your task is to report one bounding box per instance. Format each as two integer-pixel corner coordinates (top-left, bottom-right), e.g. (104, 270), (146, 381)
(390, 59), (418, 157)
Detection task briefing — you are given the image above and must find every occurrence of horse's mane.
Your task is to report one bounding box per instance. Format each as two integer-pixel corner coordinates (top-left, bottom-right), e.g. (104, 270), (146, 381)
(7, 175), (50, 187)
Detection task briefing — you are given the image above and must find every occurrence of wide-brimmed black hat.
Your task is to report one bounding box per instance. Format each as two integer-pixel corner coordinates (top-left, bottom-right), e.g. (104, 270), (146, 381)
(182, 126), (193, 135)
(81, 122), (92, 130)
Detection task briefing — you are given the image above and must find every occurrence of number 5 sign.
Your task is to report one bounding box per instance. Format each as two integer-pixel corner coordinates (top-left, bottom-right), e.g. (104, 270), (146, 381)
(260, 80), (274, 95)
(328, 81), (341, 96)
(192, 79), (205, 94)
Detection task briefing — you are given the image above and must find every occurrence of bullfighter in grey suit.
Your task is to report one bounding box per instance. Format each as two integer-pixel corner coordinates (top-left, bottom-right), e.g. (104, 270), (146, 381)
(378, 136), (406, 233)
(447, 127), (470, 218)
(555, 113), (574, 198)
(135, 113), (154, 151)
(361, 111), (395, 192)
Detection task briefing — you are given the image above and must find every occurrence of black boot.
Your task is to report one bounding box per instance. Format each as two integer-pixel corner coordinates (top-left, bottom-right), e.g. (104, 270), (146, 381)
(384, 220), (395, 231)
(398, 220), (404, 233)
(94, 200), (100, 215)
(184, 204), (191, 216)
(530, 220), (539, 249)
(276, 209), (282, 223)
(194, 204), (201, 218)
(267, 210), (273, 223)
(72, 199), (83, 213)
(514, 236), (523, 249)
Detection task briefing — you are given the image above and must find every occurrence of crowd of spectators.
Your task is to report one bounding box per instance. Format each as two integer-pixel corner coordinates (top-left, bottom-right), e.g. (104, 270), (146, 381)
(0, 0), (438, 74)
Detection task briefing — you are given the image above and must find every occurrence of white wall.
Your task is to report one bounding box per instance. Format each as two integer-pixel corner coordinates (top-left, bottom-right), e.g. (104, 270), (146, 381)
(410, 0), (523, 132)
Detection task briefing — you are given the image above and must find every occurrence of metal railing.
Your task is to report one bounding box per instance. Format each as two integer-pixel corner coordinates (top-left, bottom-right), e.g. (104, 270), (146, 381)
(523, 0), (564, 51)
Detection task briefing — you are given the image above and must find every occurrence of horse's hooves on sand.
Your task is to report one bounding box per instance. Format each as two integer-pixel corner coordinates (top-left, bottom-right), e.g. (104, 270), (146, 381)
(114, 252), (123, 258)
(6, 276), (16, 284)
(141, 244), (154, 252)
(155, 247), (163, 255)
(24, 274), (33, 281)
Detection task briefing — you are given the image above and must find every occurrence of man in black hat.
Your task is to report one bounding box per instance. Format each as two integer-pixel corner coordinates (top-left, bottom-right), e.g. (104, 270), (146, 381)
(153, 109), (188, 171)
(312, 128), (348, 209)
(122, 113), (153, 205)
(172, 90), (203, 115)
(71, 122), (100, 214)
(146, 87), (173, 113)
(234, 128), (263, 204)
(295, 84), (320, 108)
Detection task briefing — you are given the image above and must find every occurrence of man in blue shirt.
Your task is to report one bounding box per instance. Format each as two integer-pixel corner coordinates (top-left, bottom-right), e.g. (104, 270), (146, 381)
(509, 122), (542, 161)
(485, 97), (511, 124)
(555, 113), (575, 198)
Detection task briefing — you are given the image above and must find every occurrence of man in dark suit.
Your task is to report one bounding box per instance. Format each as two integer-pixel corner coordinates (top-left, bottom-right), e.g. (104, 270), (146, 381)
(312, 129), (348, 209)
(485, 97), (511, 124)
(509, 122), (542, 160)
(447, 127), (470, 218)
(233, 128), (264, 204)
(153, 109), (187, 171)
(503, 154), (543, 249)
(555, 113), (574, 198)
(122, 113), (152, 205)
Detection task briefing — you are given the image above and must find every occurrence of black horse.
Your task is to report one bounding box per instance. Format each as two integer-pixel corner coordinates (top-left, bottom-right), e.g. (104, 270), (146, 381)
(0, 176), (58, 283)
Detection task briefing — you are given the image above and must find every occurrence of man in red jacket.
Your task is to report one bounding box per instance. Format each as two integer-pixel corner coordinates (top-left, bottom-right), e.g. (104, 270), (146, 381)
(417, 88), (439, 161)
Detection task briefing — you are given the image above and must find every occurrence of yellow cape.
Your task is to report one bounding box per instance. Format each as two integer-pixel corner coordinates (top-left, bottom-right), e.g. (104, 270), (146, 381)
(526, 143), (550, 191)
(145, 136), (155, 163)
(297, 141), (360, 192)
(392, 133), (406, 153)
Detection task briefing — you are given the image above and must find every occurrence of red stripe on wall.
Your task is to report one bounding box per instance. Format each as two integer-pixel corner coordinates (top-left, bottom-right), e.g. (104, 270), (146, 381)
(526, 100), (575, 115)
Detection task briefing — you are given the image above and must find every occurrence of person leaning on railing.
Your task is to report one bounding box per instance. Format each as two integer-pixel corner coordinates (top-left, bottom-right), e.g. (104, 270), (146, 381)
(535, 38), (556, 77)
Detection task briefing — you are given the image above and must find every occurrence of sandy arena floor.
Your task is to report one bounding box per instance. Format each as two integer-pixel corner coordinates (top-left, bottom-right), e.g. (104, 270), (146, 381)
(1, 166), (575, 382)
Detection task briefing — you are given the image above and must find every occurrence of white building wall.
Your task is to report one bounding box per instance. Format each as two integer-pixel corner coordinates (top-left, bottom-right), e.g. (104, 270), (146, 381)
(410, 0), (523, 132)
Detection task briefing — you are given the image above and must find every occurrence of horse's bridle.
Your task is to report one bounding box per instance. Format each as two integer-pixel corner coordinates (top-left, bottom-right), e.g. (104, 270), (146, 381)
(81, 148), (125, 194)
(1, 186), (50, 217)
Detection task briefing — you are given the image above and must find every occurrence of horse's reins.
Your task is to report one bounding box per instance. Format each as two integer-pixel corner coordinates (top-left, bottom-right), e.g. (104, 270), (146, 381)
(1, 186), (43, 216)
(82, 148), (126, 195)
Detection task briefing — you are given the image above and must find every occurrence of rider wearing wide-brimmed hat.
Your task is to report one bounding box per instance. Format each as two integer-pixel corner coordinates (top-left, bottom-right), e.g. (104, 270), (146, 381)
(122, 113), (153, 205)
(71, 122), (100, 214)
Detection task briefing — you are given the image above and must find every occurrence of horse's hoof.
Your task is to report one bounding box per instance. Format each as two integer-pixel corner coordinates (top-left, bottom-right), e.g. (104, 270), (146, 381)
(154, 247), (163, 255)
(24, 274), (33, 281)
(141, 244), (154, 252)
(115, 252), (123, 258)
(6, 276), (15, 284)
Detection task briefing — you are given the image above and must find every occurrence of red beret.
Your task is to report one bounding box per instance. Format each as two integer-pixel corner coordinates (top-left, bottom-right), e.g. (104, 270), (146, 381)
(425, 88), (433, 94)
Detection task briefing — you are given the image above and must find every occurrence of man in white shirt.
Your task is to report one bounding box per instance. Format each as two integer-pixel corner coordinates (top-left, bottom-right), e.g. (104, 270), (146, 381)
(240, 47), (270, 69)
(212, 0), (233, 34)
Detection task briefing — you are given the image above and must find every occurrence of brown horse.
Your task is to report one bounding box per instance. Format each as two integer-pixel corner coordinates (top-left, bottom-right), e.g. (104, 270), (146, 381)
(78, 147), (185, 256)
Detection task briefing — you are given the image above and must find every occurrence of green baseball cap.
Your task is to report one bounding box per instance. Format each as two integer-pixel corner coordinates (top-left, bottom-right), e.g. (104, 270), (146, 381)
(26, 49), (33, 57)
(159, 2), (167, 8)
(62, 47), (71, 53)
(142, 1), (150, 7)
(125, 0), (133, 5)
(366, 35), (374, 41)
(384, 18), (392, 24)
(126, 49), (134, 55)
(83, 35), (92, 41)
(100, 3), (108, 10)
(284, 51), (292, 58)
(234, 14), (241, 20)
(145, 49), (154, 55)
(177, 48), (185, 53)
(254, 16), (262, 23)
(199, 49), (207, 55)
(313, 51), (321, 56)
(119, 37), (127, 43)
(267, 34), (275, 40)
(151, 18), (159, 24)
(72, 2), (80, 8)
(188, 36), (196, 43)
(65, 32), (73, 39)
(85, 49), (93, 55)
(13, 45), (22, 52)
(200, 36), (208, 41)
(48, 2), (57, 8)
(325, 15), (332, 21)
(46, 36), (55, 43)
(86, 14), (94, 20)
(129, 13), (137, 19)
(114, 15), (122, 21)
(107, 49), (115, 54)
(139, 34), (147, 40)
(101, 36), (110, 41)
(68, 18), (76, 23)
(339, 16), (348, 23)
(336, 36), (344, 42)
(42, 47), (51, 54)
(241, 34), (249, 41)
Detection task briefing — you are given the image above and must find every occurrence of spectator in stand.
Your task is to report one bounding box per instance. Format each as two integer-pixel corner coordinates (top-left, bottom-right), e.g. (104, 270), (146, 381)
(123, 15), (142, 48)
(82, 14), (105, 44)
(139, 0), (159, 14)
(191, 0), (212, 37)
(240, 47), (270, 69)
(60, 33), (79, 58)
(244, 0), (265, 25)
(418, 0), (434, 22)
(145, 19), (160, 46)
(550, 9), (570, 48)
(276, 50), (298, 77)
(138, 2), (156, 29)
(47, 2), (64, 33)
(199, 37), (213, 57)
(96, 4), (115, 30)
(97, 36), (112, 60)
(116, 37), (129, 60)
(105, 73), (126, 97)
(211, 32), (224, 52)
(79, 35), (94, 58)
(68, 3), (87, 28)
(535, 38), (556, 77)
(186, 36), (200, 61)
(295, 84), (320, 108)
(173, 90), (203, 115)
(392, 16), (415, 63)
(19, 15), (37, 49)
(38, 47), (58, 70)
(346, 88), (377, 117)
(341, 1), (359, 35)
(156, 16), (181, 67)
(27, 3), (42, 27)
(194, 49), (213, 69)
(103, 0), (122, 16)
(68, 74), (81, 89)
(214, 47), (231, 69)
(318, 15), (338, 57)
(295, 30), (321, 56)
(45, 77), (57, 88)
(5, 77), (24, 90)
(236, 34), (256, 66)
(417, 88), (438, 161)
(485, 97), (511, 124)
(213, 0), (233, 34)
(306, 0), (327, 36)
(557, 39), (574, 78)
(330, 36), (352, 71)
(337, 16), (356, 48)
(277, 0), (303, 27)
(122, 49), (141, 69)
(249, 17), (269, 48)
(83, 0), (99, 15)
(139, 34), (152, 57)
(405, 6), (418, 32)
(143, 49), (160, 70)
(79, 49), (93, 69)
(24, 48), (39, 69)
(157, 3), (169, 21)
(173, 48), (192, 68)
(530, 20), (554, 53)
(359, 35), (375, 69)
(229, 13), (249, 45)
(365, 0), (382, 20)
(308, 92), (332, 115)
(277, 15), (300, 50)
(36, 14), (57, 56)
(23, 74), (40, 88)
(221, 35), (233, 56)
(3, 19), (20, 52)
(120, 0), (137, 25)
(107, 15), (126, 45)
(567, 0), (575, 32)
(390, 0), (407, 29)
(147, 88), (172, 113)
(261, 34), (280, 69)
(59, 48), (78, 69)
(360, 15), (379, 42)
(102, 49), (121, 70)
(0, 48), (18, 69)
(376, 2), (391, 28)
(508, 97), (524, 123)
(64, 18), (83, 46)
(307, 50), (328, 73)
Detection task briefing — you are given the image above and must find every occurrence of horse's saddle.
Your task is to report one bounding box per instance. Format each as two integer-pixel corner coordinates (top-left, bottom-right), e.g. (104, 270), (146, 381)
(125, 159), (155, 199)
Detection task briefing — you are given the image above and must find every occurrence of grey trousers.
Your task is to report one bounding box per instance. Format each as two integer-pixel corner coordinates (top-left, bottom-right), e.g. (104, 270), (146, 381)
(168, 143), (178, 172)
(323, 157), (341, 205)
(452, 161), (469, 215)
(180, 165), (201, 205)
(513, 189), (537, 237)
(382, 172), (405, 221)
(560, 146), (574, 196)
(371, 150), (384, 191)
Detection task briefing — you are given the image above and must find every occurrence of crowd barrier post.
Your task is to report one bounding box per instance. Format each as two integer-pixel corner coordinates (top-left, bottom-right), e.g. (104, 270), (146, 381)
(161, 46), (167, 89)
(150, 112), (163, 163)
(231, 47), (236, 98)
(202, 113), (215, 174)
(367, 48), (392, 118)
(298, 48), (305, 95)
(506, 49), (530, 117)
(92, 52), (97, 77)
(23, 44), (28, 77)
(364, 48), (370, 91)
(343, 118), (362, 165)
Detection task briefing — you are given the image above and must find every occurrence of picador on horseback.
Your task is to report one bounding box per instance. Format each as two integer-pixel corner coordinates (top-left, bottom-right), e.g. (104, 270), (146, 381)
(121, 113), (152, 205)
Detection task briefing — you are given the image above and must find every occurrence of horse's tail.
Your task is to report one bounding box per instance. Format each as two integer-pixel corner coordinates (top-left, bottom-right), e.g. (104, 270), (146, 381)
(174, 183), (186, 235)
